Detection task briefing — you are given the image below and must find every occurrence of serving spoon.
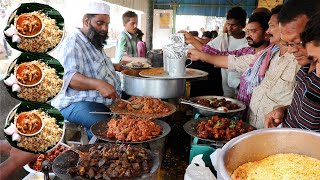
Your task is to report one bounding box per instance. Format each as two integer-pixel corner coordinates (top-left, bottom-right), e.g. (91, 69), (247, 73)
(120, 99), (144, 110)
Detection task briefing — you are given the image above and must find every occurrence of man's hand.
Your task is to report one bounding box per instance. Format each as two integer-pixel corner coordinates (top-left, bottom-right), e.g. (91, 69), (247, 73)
(316, 61), (320, 77)
(182, 31), (196, 44)
(264, 106), (287, 128)
(187, 49), (204, 61)
(95, 80), (119, 100)
(114, 61), (128, 71)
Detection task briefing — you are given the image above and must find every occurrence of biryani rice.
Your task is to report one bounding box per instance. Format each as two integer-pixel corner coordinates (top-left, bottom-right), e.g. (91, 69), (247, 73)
(14, 11), (63, 53)
(15, 60), (63, 102)
(16, 109), (63, 153)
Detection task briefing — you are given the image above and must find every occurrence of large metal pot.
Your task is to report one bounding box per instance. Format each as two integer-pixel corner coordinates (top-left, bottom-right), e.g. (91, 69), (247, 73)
(122, 69), (186, 99)
(217, 128), (320, 180)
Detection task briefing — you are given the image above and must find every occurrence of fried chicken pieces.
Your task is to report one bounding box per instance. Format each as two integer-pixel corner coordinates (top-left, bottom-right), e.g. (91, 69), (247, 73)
(117, 96), (171, 114)
(197, 116), (255, 141)
(106, 115), (162, 142)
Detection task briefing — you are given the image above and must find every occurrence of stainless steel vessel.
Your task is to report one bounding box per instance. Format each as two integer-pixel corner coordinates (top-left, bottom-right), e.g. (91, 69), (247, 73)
(181, 96), (246, 117)
(122, 69), (186, 99)
(217, 128), (320, 180)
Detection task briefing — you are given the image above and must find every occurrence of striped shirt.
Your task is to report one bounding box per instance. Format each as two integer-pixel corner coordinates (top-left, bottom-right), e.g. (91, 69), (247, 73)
(202, 44), (255, 56)
(115, 30), (138, 63)
(51, 28), (121, 110)
(283, 65), (320, 131)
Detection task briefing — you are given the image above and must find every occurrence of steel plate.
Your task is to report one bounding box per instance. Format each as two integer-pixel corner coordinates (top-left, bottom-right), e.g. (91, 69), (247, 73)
(139, 68), (208, 79)
(183, 118), (256, 148)
(52, 143), (160, 180)
(183, 118), (227, 147)
(190, 96), (246, 117)
(110, 101), (176, 119)
(91, 119), (171, 144)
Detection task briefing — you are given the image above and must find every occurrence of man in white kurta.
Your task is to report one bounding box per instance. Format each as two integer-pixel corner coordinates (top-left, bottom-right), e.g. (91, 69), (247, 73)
(206, 7), (249, 98)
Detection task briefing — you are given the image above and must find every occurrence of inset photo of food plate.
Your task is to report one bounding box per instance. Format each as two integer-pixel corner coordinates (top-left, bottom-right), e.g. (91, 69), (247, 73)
(4, 52), (64, 103)
(3, 2), (64, 53)
(4, 101), (65, 154)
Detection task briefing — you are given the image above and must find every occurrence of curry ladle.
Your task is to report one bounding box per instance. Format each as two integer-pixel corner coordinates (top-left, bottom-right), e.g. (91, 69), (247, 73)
(120, 99), (144, 110)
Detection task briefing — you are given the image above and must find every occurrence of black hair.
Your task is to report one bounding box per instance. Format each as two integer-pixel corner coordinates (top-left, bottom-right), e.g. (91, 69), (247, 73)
(252, 7), (271, 16)
(301, 11), (320, 47)
(202, 31), (213, 39)
(83, 14), (96, 22)
(211, 30), (218, 38)
(122, 11), (138, 25)
(248, 12), (271, 31)
(189, 31), (199, 37)
(136, 28), (144, 40)
(278, 0), (320, 24)
(271, 5), (282, 15)
(226, 7), (247, 27)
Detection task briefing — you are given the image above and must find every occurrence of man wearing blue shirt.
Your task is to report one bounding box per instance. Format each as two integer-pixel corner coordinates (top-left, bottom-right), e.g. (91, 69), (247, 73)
(52, 1), (122, 137)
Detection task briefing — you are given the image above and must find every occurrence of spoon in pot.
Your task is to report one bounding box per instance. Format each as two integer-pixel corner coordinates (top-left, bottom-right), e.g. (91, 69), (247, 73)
(60, 143), (88, 157)
(120, 99), (144, 110)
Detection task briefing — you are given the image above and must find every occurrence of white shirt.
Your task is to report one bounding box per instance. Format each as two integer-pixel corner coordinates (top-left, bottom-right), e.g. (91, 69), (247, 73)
(207, 33), (248, 97)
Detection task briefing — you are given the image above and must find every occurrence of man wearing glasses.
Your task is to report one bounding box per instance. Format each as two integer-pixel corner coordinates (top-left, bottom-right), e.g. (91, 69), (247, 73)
(265, 0), (320, 131)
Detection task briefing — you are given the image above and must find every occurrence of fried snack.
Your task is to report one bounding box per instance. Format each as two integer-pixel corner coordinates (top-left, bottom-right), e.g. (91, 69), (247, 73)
(29, 145), (67, 171)
(68, 144), (152, 179)
(232, 153), (320, 180)
(117, 96), (171, 114)
(107, 115), (162, 142)
(196, 98), (240, 112)
(197, 116), (255, 141)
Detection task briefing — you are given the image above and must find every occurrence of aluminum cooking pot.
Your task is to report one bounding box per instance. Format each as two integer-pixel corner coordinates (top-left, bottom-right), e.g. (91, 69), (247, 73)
(217, 128), (320, 180)
(122, 69), (186, 99)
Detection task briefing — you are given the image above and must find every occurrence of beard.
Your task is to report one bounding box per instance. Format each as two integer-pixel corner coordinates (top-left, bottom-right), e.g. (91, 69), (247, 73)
(86, 23), (109, 50)
(246, 37), (266, 48)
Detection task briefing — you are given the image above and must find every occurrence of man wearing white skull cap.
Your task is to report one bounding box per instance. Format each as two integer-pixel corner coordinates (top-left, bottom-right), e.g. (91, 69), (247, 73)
(51, 0), (123, 138)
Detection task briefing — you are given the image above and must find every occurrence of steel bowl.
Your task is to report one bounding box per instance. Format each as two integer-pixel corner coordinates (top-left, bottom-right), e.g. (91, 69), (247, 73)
(217, 128), (320, 180)
(189, 96), (246, 117)
(122, 69), (186, 99)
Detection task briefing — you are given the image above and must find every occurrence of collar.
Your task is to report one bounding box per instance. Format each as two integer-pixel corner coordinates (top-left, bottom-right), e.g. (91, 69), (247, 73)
(124, 30), (136, 39)
(76, 28), (89, 43)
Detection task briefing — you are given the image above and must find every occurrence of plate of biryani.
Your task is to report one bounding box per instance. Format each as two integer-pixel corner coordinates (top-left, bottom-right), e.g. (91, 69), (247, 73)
(4, 52), (63, 102)
(110, 96), (176, 119)
(3, 2), (64, 53)
(4, 101), (65, 154)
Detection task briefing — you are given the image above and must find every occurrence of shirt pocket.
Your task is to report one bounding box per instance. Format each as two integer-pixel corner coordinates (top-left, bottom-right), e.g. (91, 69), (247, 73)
(266, 73), (296, 103)
(300, 91), (320, 123)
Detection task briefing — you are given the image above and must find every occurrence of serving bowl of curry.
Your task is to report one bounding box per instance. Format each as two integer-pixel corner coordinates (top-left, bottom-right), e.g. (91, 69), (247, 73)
(16, 13), (44, 38)
(15, 112), (44, 136)
(15, 62), (44, 87)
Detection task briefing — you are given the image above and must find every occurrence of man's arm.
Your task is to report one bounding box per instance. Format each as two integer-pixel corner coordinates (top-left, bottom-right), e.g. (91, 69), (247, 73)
(69, 73), (119, 100)
(182, 31), (204, 51)
(187, 49), (229, 68)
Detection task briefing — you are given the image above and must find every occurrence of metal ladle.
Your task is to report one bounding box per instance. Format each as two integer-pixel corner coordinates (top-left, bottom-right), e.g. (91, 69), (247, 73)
(121, 99), (144, 110)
